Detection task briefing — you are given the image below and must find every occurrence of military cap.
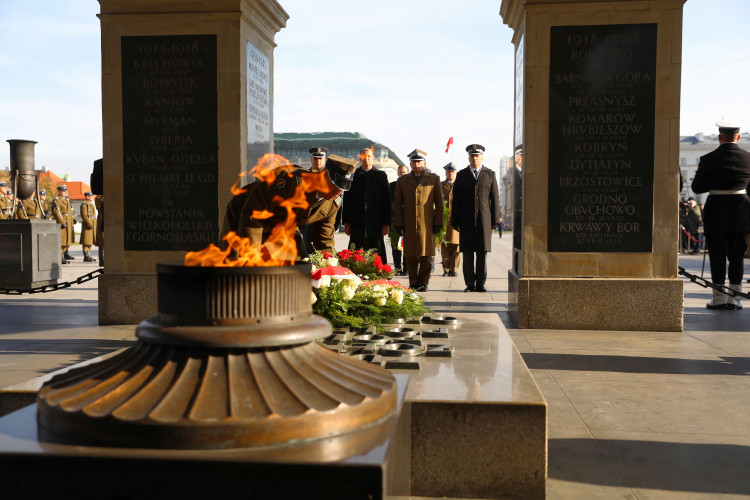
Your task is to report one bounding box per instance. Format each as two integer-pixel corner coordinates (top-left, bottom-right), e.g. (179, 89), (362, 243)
(6, 190), (12, 195)
(716, 120), (742, 134)
(39, 190), (46, 195)
(84, 191), (94, 197)
(325, 154), (358, 191)
(443, 162), (458, 172)
(309, 147), (328, 158)
(57, 185), (67, 191)
(0, 182), (7, 187)
(466, 144), (486, 155)
(407, 149), (427, 161)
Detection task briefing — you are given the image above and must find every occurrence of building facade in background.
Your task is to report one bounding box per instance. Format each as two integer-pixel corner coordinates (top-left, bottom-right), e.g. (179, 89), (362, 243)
(680, 132), (750, 202)
(273, 132), (405, 182)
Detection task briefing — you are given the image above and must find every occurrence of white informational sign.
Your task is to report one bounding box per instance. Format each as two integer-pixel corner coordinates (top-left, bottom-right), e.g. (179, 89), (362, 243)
(514, 34), (524, 148)
(246, 41), (271, 175)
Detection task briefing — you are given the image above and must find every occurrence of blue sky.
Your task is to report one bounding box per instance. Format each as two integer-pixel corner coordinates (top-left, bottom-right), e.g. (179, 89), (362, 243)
(0, 0), (748, 182)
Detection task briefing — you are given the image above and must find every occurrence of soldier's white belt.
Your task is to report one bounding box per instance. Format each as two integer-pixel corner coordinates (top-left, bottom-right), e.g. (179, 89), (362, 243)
(709, 189), (747, 195)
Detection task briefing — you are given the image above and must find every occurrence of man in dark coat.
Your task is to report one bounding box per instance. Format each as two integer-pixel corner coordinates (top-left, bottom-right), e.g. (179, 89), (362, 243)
(451, 144), (500, 292)
(342, 148), (392, 260)
(691, 120), (750, 310)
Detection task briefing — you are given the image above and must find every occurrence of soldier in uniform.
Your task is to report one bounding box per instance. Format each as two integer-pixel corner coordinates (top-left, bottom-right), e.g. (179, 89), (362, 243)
(39, 190), (51, 216)
(51, 185), (74, 264)
(452, 144), (500, 292)
(221, 155), (356, 257)
(14, 190), (45, 220)
(393, 149), (444, 292)
(63, 189), (76, 260)
(301, 147), (329, 254)
(440, 163), (460, 276)
(79, 191), (97, 262)
(0, 182), (12, 219)
(342, 148), (392, 260)
(691, 120), (750, 310)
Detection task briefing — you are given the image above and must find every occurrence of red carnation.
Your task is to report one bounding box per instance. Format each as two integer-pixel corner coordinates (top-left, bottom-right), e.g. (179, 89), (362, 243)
(322, 252), (332, 259)
(383, 264), (392, 273)
(373, 255), (382, 266)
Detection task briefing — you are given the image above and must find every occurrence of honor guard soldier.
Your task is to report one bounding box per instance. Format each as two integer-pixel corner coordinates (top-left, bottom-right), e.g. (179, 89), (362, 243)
(79, 191), (97, 262)
(52, 185), (74, 264)
(393, 149), (444, 291)
(452, 144), (500, 292)
(14, 190), (45, 220)
(691, 120), (750, 310)
(63, 189), (76, 261)
(342, 148), (392, 259)
(441, 163), (460, 276)
(301, 147), (330, 253)
(0, 182), (12, 219)
(39, 190), (51, 216)
(221, 155), (356, 257)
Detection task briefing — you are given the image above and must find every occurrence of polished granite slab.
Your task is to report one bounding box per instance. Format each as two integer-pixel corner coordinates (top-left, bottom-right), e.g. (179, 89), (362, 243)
(386, 313), (547, 500)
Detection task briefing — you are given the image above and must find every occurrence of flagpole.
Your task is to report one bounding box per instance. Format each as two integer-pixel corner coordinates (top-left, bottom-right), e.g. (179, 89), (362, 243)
(451, 127), (455, 164)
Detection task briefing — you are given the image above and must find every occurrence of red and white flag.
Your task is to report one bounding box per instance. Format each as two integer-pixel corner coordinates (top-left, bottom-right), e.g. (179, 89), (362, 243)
(445, 136), (454, 153)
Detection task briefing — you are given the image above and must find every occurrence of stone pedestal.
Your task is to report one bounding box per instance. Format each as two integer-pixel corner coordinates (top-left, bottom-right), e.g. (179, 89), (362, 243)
(0, 220), (61, 289)
(98, 0), (288, 324)
(500, 0), (686, 331)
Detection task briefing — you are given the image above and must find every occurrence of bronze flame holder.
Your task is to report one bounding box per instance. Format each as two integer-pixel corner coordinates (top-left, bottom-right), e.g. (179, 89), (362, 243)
(37, 262), (398, 450)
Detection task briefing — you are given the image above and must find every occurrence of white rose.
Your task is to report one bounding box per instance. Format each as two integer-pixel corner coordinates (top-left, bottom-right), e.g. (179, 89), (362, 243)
(311, 264), (318, 273)
(375, 295), (387, 306)
(390, 289), (404, 305)
(311, 291), (317, 305)
(342, 287), (355, 300)
(319, 275), (331, 288)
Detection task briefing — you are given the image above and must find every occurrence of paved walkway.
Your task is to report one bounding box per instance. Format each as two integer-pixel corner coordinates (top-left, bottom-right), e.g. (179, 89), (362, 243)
(1, 235), (749, 499)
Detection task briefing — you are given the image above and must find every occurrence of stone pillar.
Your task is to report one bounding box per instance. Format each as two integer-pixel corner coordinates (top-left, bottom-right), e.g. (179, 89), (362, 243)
(97, 0), (288, 324)
(500, 0), (686, 332)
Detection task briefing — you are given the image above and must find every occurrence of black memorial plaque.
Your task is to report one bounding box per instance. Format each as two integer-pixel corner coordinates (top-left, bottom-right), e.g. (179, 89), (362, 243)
(548, 24), (657, 253)
(122, 35), (219, 251)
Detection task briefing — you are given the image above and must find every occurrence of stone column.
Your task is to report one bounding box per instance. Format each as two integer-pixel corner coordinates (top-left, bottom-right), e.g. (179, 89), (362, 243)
(500, 0), (686, 332)
(97, 0), (288, 324)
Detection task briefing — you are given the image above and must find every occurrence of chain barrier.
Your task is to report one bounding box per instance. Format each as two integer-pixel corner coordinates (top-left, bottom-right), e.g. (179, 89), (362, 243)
(678, 266), (750, 299)
(0, 268), (104, 295)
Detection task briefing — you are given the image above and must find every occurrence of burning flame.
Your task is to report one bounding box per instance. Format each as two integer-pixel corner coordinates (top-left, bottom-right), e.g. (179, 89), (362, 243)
(185, 153), (331, 267)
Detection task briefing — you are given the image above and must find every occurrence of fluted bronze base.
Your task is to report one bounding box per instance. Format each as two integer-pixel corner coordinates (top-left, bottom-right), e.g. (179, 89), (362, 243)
(38, 340), (397, 449)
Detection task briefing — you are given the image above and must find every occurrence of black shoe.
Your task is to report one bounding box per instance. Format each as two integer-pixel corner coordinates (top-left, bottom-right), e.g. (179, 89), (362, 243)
(476, 286), (488, 292)
(64, 253), (75, 260)
(442, 272), (447, 277)
(464, 286), (475, 292)
(421, 286), (429, 292)
(450, 271), (458, 277)
(84, 256), (95, 262)
(62, 259), (69, 265)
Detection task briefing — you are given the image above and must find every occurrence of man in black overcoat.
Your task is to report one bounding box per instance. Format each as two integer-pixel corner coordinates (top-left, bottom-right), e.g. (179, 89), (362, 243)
(451, 144), (501, 292)
(342, 148), (392, 260)
(691, 120), (750, 310)
(389, 165), (410, 275)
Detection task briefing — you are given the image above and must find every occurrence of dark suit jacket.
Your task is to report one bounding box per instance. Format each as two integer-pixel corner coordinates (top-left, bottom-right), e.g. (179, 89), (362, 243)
(342, 167), (392, 239)
(692, 142), (750, 233)
(451, 165), (500, 252)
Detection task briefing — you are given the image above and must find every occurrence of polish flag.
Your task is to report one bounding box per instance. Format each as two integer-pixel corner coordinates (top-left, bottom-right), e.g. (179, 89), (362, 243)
(445, 136), (454, 153)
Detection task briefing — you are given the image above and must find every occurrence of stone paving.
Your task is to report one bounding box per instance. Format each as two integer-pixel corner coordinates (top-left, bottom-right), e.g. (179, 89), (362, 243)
(1, 235), (749, 499)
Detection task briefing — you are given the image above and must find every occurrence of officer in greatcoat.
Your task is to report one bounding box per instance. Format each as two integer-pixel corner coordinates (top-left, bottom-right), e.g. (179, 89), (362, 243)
(51, 185), (74, 264)
(0, 182), (12, 219)
(451, 144), (500, 292)
(342, 148), (392, 260)
(79, 191), (97, 262)
(440, 163), (460, 276)
(691, 120), (750, 310)
(300, 147), (329, 254)
(221, 155), (356, 258)
(39, 190), (51, 216)
(14, 191), (45, 220)
(393, 149), (444, 291)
